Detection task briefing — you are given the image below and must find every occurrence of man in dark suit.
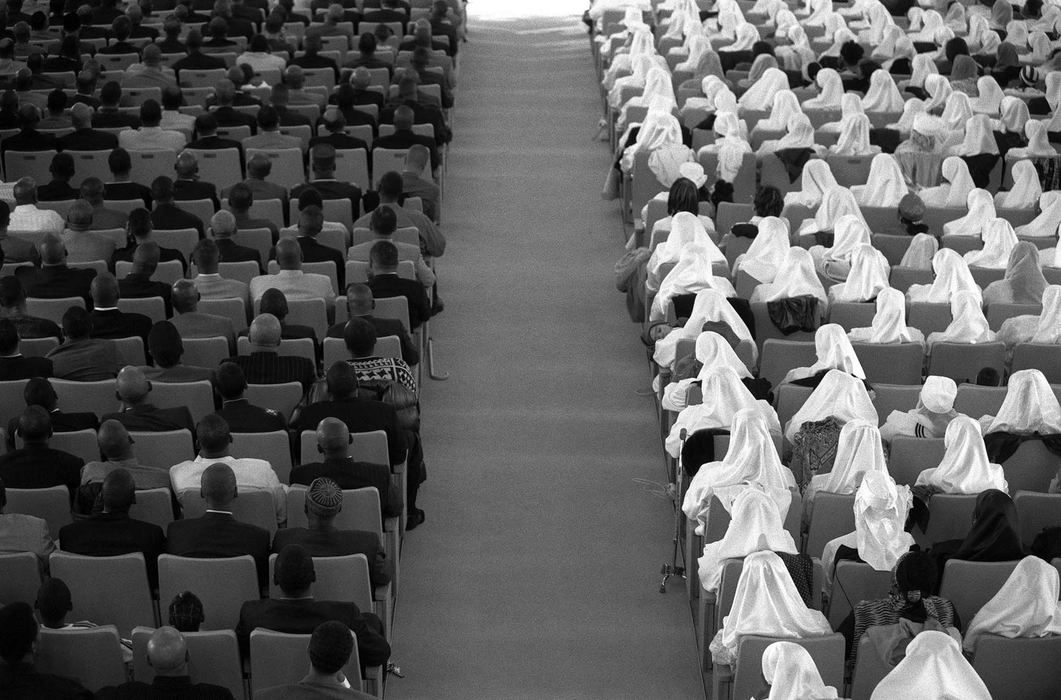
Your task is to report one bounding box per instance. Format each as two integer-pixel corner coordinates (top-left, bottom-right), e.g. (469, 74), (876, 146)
(362, 0), (408, 32)
(101, 366), (196, 433)
(349, 67), (385, 110)
(226, 181), (278, 245)
(15, 234), (97, 306)
(0, 319), (51, 380)
(235, 543), (390, 669)
(166, 462), (271, 587)
(209, 78), (258, 134)
(45, 307), (122, 381)
(255, 621), (373, 700)
(0, 602), (93, 699)
(0, 406), (84, 502)
(169, 280), (237, 353)
(272, 475), (389, 586)
(209, 208), (263, 270)
(259, 288), (317, 346)
(173, 151), (221, 211)
(4, 377), (99, 452)
(150, 176), (205, 238)
(428, 1), (459, 55)
(171, 29), (226, 79)
(373, 104), (440, 173)
(88, 272), (153, 348)
(215, 361), (285, 432)
(97, 626), (234, 700)
(70, 71), (101, 110)
(308, 107), (368, 153)
(399, 16), (450, 54)
(380, 74), (449, 145)
(367, 240), (430, 330)
(326, 283), (419, 365)
(118, 241), (174, 317)
(289, 204), (345, 288)
(0, 277), (56, 339)
(227, 313), (316, 391)
(143, 320), (217, 384)
(408, 47), (453, 109)
(92, 81), (141, 129)
(58, 468), (166, 587)
(188, 112), (246, 172)
(290, 34), (339, 83)
(111, 208), (189, 274)
(270, 83), (313, 128)
(57, 104), (118, 152)
(0, 104), (54, 156)
(79, 177), (128, 231)
(104, 147), (153, 208)
(290, 145), (362, 221)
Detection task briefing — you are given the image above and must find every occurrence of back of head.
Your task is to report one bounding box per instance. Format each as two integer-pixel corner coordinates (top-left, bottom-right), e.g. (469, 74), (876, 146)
(100, 80), (122, 106)
(247, 153), (271, 179)
(325, 360), (357, 398)
(308, 621), (353, 675)
(274, 237), (302, 270)
(315, 418), (349, 456)
(378, 171), (403, 201)
(167, 592), (204, 632)
(49, 152), (75, 182)
(305, 475), (343, 519)
(215, 361), (247, 400)
(197, 413), (233, 455)
(393, 104), (414, 131)
(80, 176), (105, 204)
(195, 112), (218, 136)
(101, 467), (135, 513)
(298, 205), (324, 239)
(209, 209), (237, 238)
(192, 239), (220, 273)
(404, 144), (430, 174)
(23, 376), (57, 411)
(174, 151), (198, 179)
(369, 205), (397, 236)
(17, 404), (52, 443)
(259, 287), (289, 320)
(61, 305), (91, 340)
(35, 577), (73, 627)
(38, 233), (65, 265)
(369, 239), (398, 271)
(12, 176), (36, 205)
(199, 459), (236, 507)
(91, 271), (120, 308)
(249, 313), (282, 347)
(148, 320), (183, 368)
(132, 240), (161, 276)
(151, 176), (175, 203)
(128, 208), (153, 240)
(310, 143), (336, 173)
(274, 543), (315, 594)
(147, 626), (188, 674)
(284, 64), (304, 89)
(162, 86), (184, 112)
(0, 602), (38, 663)
(142, 44), (161, 67)
(109, 146), (131, 177)
(66, 200), (93, 231)
(97, 418), (132, 461)
(115, 365), (151, 404)
(343, 316), (377, 356)
(256, 104), (279, 131)
(171, 279), (199, 314)
(345, 282), (373, 316)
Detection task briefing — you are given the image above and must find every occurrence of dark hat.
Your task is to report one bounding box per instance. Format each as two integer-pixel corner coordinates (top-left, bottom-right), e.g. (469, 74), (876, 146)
(306, 477), (342, 517)
(898, 193), (925, 222)
(308, 620), (354, 673)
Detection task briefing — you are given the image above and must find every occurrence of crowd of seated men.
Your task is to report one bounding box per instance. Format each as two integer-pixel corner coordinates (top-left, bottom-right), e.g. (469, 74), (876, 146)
(0, 0), (465, 696)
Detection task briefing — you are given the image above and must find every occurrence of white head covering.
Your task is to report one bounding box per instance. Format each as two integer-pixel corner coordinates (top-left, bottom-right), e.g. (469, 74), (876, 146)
(899, 233), (939, 270)
(850, 287), (917, 343)
(943, 1), (966, 31)
(838, 92), (865, 122)
(922, 73), (953, 113)
(809, 419), (888, 495)
(761, 642), (839, 700)
(733, 216), (790, 282)
(891, 98), (927, 133)
(697, 488), (798, 593)
(997, 96), (1029, 135)
(715, 550), (832, 661)
(784, 369), (877, 441)
(966, 14), (993, 51)
(942, 189), (996, 237)
(727, 22), (760, 53)
(628, 108), (683, 156)
(854, 154), (909, 206)
(971, 76), (1006, 115)
(753, 246), (828, 306)
(911, 8), (945, 40)
(1011, 119), (1057, 159)
(850, 471), (916, 571)
(871, 25), (905, 62)
(657, 212), (724, 262)
(760, 90), (803, 130)
(807, 323), (867, 378)
(1029, 29), (1054, 60)
(995, 160), (1043, 209)
(809, 186), (870, 234)
(965, 218), (1019, 269)
(870, 631), (991, 700)
(940, 91), (973, 132)
(803, 68), (844, 109)
(908, 53), (939, 89)
(651, 242), (737, 319)
(668, 366), (777, 457)
(909, 248), (982, 303)
(929, 289), (995, 345)
(738, 67), (789, 111)
(832, 113), (874, 156)
(825, 214), (873, 265)
(772, 113), (815, 150)
(803, 0), (833, 25)
(916, 415), (1008, 494)
(1015, 191), (1061, 238)
(921, 156), (976, 208)
(675, 33), (712, 72)
(830, 244), (891, 303)
(954, 114), (1001, 156)
(861, 69), (905, 112)
(694, 331), (752, 380)
(823, 27), (857, 58)
(784, 160), (838, 208)
(1031, 286), (1061, 343)
(984, 368), (1061, 434)
(963, 556), (1061, 653)
(683, 287), (754, 344)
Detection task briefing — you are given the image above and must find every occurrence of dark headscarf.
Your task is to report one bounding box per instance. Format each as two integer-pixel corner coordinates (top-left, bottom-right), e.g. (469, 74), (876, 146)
(951, 54), (980, 82)
(889, 550), (939, 622)
(996, 42), (1020, 69)
(952, 489), (1024, 561)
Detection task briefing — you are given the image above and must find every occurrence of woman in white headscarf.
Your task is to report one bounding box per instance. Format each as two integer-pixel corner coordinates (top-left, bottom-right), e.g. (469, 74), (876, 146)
(783, 324), (867, 385)
(915, 415), (1008, 494)
(674, 32), (711, 73)
(898, 233), (939, 270)
(922, 73), (954, 114)
(861, 69), (905, 113)
(849, 287), (925, 345)
(697, 488), (798, 594)
(829, 113), (877, 156)
(947, 114), (1001, 160)
(819, 93), (865, 134)
(963, 556), (1061, 654)
(721, 22), (760, 57)
(709, 550), (833, 666)
(653, 287), (755, 369)
(754, 90), (804, 133)
(994, 95), (1029, 143)
(650, 246), (736, 322)
(917, 156), (976, 208)
(926, 290), (996, 350)
(799, 186), (869, 236)
(980, 368), (1061, 435)
(661, 331), (755, 410)
(995, 160), (1043, 209)
(760, 642), (840, 700)
(852, 154), (909, 206)
(783, 159), (837, 209)
(1007, 119), (1056, 159)
(871, 25), (904, 63)
(802, 68), (844, 110)
(997, 284), (1061, 349)
(620, 108), (693, 187)
(941, 189), (996, 237)
(907, 248), (983, 303)
(940, 91), (974, 140)
(964, 217), (1019, 269)
(1015, 190), (1061, 238)
(810, 213), (873, 281)
(911, 8), (944, 41)
(736, 53), (779, 92)
(903, 54), (939, 98)
(881, 375), (959, 441)
(666, 366), (779, 457)
(806, 419), (889, 500)
(607, 48), (663, 106)
(887, 98), (926, 135)
(784, 369), (877, 442)
(803, 0), (833, 25)
(646, 211), (723, 293)
(751, 247), (829, 307)
(616, 67), (677, 133)
(1026, 29), (1054, 64)
(757, 113), (817, 156)
(870, 630), (991, 700)
(732, 216), (790, 282)
(971, 76), (1006, 115)
(828, 244), (890, 303)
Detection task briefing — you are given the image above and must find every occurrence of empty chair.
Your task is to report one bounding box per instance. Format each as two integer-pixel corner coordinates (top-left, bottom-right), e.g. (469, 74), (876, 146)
(1013, 492), (1061, 546)
(927, 342), (1006, 384)
(4, 486), (72, 539)
(149, 381), (215, 424)
(887, 437), (947, 486)
(180, 336), (231, 369)
(157, 554), (259, 631)
(197, 297), (249, 333)
(757, 340), (818, 389)
(48, 551), (157, 636)
(1011, 343), (1061, 383)
(0, 551), (43, 606)
(127, 487), (175, 531)
(35, 625), (127, 692)
(25, 297), (85, 326)
(1002, 440), (1061, 493)
(850, 342), (925, 384)
(970, 635), (1061, 700)
(805, 493), (857, 557)
(939, 559), (1022, 628)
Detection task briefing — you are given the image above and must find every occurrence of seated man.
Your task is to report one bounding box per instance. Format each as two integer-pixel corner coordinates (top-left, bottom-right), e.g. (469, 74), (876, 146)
(259, 288), (318, 345)
(122, 45), (178, 90)
(58, 102), (119, 151)
(290, 418), (402, 522)
(284, 65), (327, 110)
(37, 153), (78, 202)
(112, 208), (189, 274)
(348, 205), (434, 289)
(45, 307), (121, 381)
(4, 378), (98, 451)
(61, 200), (117, 265)
(209, 209), (263, 270)
(290, 144), (362, 218)
(117, 99), (186, 152)
(117, 241), (174, 317)
(235, 543), (390, 670)
(169, 279), (237, 353)
(326, 283), (419, 365)
(241, 105), (303, 152)
(189, 239), (251, 306)
(220, 153), (288, 218)
(88, 272), (153, 348)
(58, 468), (166, 587)
(249, 238), (335, 308)
(104, 147), (152, 207)
(150, 176), (205, 238)
(226, 182), (278, 245)
(309, 107), (369, 153)
(215, 361), (286, 432)
(400, 144), (440, 223)
(97, 626), (235, 699)
(166, 462), (272, 586)
(0, 277), (57, 339)
(141, 321), (216, 384)
(227, 313), (316, 391)
(352, 170), (445, 262)
(365, 241), (430, 331)
(79, 177), (127, 231)
(172, 151), (220, 209)
(0, 475), (56, 569)
(79, 419), (172, 509)
(0, 406), (84, 500)
(187, 112), (245, 170)
(0, 201), (39, 264)
(101, 366), (196, 433)
(256, 621), (373, 700)
(8, 177), (63, 238)
(0, 318), (51, 380)
(0, 602), (92, 699)
(289, 204), (345, 288)
(272, 476), (389, 586)
(16, 234), (97, 306)
(1, 105), (55, 155)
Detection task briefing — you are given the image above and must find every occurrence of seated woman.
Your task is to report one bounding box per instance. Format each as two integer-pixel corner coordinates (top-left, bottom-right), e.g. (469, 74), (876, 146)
(782, 323), (867, 386)
(750, 90), (803, 141)
(639, 166), (717, 240)
(842, 554), (962, 672)
(682, 408), (796, 526)
(757, 642), (840, 700)
(827, 244), (890, 303)
(942, 188), (996, 237)
(964, 217), (1019, 270)
(861, 67), (906, 113)
(796, 186), (869, 238)
(916, 155), (975, 208)
(725, 185), (784, 240)
(848, 287), (926, 345)
(652, 288), (755, 373)
(697, 487), (798, 595)
(645, 211), (725, 294)
(997, 284), (1061, 349)
(949, 54), (982, 96)
(929, 489), (1024, 577)
(900, 54), (939, 99)
(994, 159), (1042, 210)
(750, 246), (829, 308)
(992, 95), (1029, 157)
(615, 105), (694, 195)
(897, 233), (939, 270)
(926, 290), (996, 351)
(661, 331), (761, 411)
(755, 113), (819, 158)
(809, 213), (873, 282)
(971, 76), (1006, 116)
(962, 555), (1061, 654)
(852, 154), (908, 208)
(948, 115), (1002, 189)
(907, 248), (983, 303)
(649, 241), (736, 321)
(1014, 191), (1061, 238)
(782, 159), (838, 214)
(980, 368), (1061, 458)
(615, 66), (677, 135)
(818, 93), (866, 134)
(828, 113), (878, 157)
(982, 241), (1048, 305)
(881, 376), (959, 442)
(801, 67), (844, 110)
(915, 415), (1009, 494)
(1005, 119), (1056, 160)
(784, 369), (877, 445)
(805, 419), (889, 505)
(708, 550), (832, 667)
(737, 65), (788, 114)
(731, 215), (790, 283)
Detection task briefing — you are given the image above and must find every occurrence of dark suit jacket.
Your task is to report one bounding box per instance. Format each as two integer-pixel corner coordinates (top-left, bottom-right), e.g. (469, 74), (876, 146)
(291, 53), (339, 82)
(296, 237), (345, 287)
(93, 109), (141, 129)
(59, 512), (166, 587)
(16, 264), (96, 306)
(291, 180), (361, 219)
(325, 316), (418, 365)
(351, 88), (385, 110)
(113, 243), (188, 275)
(272, 526), (389, 586)
(104, 181), (152, 208)
(217, 398), (286, 432)
(5, 409), (99, 452)
(372, 129), (439, 171)
(367, 273), (430, 329)
(289, 457), (401, 520)
(119, 273), (173, 317)
(172, 50), (227, 76)
(174, 179), (220, 210)
(290, 399), (405, 466)
(166, 511), (271, 587)
(215, 238), (262, 268)
(308, 133), (369, 153)
(95, 675), (234, 700)
(0, 355), (52, 380)
(0, 663), (92, 699)
(212, 106), (258, 133)
(152, 203), (205, 238)
(102, 404), (195, 433)
(1, 129), (56, 155)
(37, 180), (79, 202)
(89, 309), (153, 347)
(0, 445), (84, 502)
(228, 352), (316, 391)
(58, 128), (119, 151)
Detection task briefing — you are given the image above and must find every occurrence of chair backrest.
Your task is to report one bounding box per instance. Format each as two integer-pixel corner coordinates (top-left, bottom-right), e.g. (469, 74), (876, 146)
(731, 634), (845, 700)
(806, 493), (857, 557)
(267, 553), (372, 610)
(5, 149), (57, 183)
(127, 487), (174, 531)
(197, 297), (250, 333)
(116, 296), (166, 324)
(35, 625), (127, 692)
(828, 302), (876, 331)
(1003, 439), (1061, 493)
(939, 559), (1022, 628)
(157, 554), (259, 631)
(230, 431), (293, 483)
(244, 382), (303, 420)
(181, 488), (277, 534)
(985, 303), (1042, 331)
(113, 335), (146, 366)
(26, 296), (85, 325)
(297, 428), (389, 468)
(236, 336), (315, 365)
(372, 147), (409, 187)
(250, 628), (363, 695)
(5, 486), (71, 539)
(0, 378), (29, 430)
(180, 336), (231, 369)
(825, 154), (875, 186)
(953, 384), (1007, 418)
(850, 635), (891, 700)
(148, 380), (215, 425)
(285, 483), (384, 536)
(828, 561), (895, 630)
(129, 149), (179, 185)
(128, 429), (196, 463)
(758, 340), (818, 389)
(915, 494), (979, 548)
(1013, 491), (1061, 546)
(775, 383), (815, 436)
(48, 551), (156, 637)
(50, 378), (117, 414)
(750, 301), (820, 350)
(1011, 343), (1061, 384)
(182, 148), (243, 186)
(19, 335), (59, 358)
(887, 436), (946, 486)
(131, 627), (243, 698)
(970, 633), (1061, 699)
(334, 147), (370, 191)
(64, 149), (113, 185)
(907, 302), (953, 336)
(850, 342), (925, 385)
(46, 428), (100, 465)
(927, 342), (1006, 385)
(0, 551), (43, 606)
(889, 266), (934, 293)
(153, 229), (200, 261)
(245, 148), (305, 191)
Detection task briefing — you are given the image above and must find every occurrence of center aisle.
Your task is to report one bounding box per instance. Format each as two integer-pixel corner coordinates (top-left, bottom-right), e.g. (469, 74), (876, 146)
(387, 4), (704, 698)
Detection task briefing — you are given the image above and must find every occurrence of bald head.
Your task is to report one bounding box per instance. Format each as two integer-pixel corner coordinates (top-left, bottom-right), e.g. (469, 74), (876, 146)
(171, 280), (199, 314)
(275, 237), (302, 270)
(70, 102), (93, 129)
(316, 417), (350, 456)
(38, 234), (66, 266)
(90, 272), (119, 308)
(175, 151), (198, 179)
(115, 365), (150, 404)
(247, 153), (272, 179)
(404, 144), (430, 174)
(209, 210), (236, 239)
(97, 419), (134, 461)
(351, 66), (370, 89)
(200, 461), (237, 508)
(147, 627), (188, 676)
(249, 313), (282, 348)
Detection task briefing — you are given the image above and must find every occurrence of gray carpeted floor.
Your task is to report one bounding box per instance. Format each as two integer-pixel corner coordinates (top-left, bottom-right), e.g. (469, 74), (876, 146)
(386, 5), (703, 699)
